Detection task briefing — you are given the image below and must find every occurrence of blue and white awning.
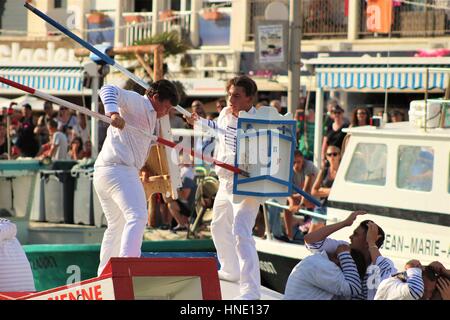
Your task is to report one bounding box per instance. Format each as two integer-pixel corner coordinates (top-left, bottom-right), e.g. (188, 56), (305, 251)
(316, 67), (448, 90)
(0, 65), (87, 95)
(305, 56), (450, 92)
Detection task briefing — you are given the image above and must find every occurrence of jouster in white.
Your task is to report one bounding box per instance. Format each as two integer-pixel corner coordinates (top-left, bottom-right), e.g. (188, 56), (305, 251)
(94, 81), (179, 276)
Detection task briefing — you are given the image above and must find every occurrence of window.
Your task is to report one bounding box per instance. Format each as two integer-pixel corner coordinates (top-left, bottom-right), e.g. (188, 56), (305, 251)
(397, 146), (434, 192)
(345, 143), (387, 185)
(54, 0), (63, 9)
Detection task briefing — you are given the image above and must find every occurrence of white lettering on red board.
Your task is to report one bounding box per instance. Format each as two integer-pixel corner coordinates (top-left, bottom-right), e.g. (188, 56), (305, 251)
(47, 284), (103, 300)
(27, 278), (115, 300)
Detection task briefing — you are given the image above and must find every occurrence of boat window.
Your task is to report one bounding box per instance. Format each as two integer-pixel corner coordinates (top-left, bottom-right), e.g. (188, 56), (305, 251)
(397, 146), (434, 192)
(345, 143), (387, 185)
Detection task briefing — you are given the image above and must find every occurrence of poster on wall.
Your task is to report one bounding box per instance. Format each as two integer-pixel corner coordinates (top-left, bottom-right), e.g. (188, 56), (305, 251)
(255, 20), (288, 71)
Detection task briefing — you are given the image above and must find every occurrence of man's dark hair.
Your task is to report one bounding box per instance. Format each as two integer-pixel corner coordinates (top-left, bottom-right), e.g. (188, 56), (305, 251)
(350, 249), (367, 280)
(44, 101), (53, 109)
(423, 265), (439, 282)
(294, 150), (303, 158)
(145, 79), (180, 106)
(47, 119), (58, 129)
(359, 220), (385, 248)
(226, 75), (258, 98)
(22, 103), (32, 111)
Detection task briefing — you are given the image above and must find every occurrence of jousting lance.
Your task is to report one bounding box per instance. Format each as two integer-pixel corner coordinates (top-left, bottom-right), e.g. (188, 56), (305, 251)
(0, 76), (249, 177)
(24, 2), (222, 140)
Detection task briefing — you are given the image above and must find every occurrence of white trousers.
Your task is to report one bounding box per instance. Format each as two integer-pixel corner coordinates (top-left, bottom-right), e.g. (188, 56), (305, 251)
(211, 181), (262, 299)
(93, 165), (148, 275)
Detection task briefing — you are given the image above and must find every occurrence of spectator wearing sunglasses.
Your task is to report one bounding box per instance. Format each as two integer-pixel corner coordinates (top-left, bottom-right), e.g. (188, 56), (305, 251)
(350, 107), (371, 128)
(312, 145), (341, 206)
(321, 105), (348, 164)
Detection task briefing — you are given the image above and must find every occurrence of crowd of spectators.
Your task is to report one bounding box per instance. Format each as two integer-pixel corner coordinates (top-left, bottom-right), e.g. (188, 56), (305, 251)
(1, 101), (91, 161)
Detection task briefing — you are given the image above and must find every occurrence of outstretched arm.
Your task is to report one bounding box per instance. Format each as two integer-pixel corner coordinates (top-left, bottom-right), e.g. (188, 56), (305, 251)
(304, 210), (366, 244)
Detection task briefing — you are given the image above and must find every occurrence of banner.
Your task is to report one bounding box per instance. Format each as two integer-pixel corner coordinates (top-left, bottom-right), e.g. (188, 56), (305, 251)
(366, 0), (393, 33)
(255, 20), (288, 71)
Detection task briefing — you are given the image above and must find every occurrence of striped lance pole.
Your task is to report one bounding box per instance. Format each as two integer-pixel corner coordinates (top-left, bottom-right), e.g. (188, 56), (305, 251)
(0, 76), (248, 177)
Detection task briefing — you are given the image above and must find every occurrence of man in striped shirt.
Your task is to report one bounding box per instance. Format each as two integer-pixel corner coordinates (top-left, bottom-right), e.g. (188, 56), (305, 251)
(284, 244), (363, 300)
(0, 219), (35, 292)
(375, 260), (449, 300)
(186, 76), (261, 299)
(374, 259), (425, 300)
(94, 80), (179, 275)
(304, 211), (397, 300)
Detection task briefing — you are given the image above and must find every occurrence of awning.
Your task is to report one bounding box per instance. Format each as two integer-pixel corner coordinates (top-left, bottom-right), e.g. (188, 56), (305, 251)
(316, 67), (448, 91)
(0, 64), (91, 96)
(306, 56), (450, 92)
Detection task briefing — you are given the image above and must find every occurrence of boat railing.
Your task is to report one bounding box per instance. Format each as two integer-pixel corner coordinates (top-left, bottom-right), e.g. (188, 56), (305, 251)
(262, 200), (335, 241)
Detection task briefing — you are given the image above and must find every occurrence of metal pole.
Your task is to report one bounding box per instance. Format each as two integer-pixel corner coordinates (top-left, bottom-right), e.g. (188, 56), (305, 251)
(287, 0), (302, 115)
(91, 74), (99, 158)
(6, 112), (11, 160)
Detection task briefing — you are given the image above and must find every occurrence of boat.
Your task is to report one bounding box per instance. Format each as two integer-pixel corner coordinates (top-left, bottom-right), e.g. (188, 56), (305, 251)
(255, 102), (450, 294)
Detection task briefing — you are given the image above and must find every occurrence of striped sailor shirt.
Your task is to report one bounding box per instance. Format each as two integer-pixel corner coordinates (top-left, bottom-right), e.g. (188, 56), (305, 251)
(374, 268), (424, 300)
(198, 106), (256, 183)
(306, 237), (398, 300)
(0, 219), (35, 292)
(95, 85), (158, 171)
(283, 250), (362, 300)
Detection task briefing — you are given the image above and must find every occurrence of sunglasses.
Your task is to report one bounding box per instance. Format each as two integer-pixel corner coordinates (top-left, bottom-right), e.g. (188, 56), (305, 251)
(326, 152), (339, 157)
(332, 111), (343, 115)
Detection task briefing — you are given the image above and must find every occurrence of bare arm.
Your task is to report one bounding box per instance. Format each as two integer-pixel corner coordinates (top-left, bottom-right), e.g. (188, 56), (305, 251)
(311, 169), (325, 198)
(366, 221), (382, 263)
(304, 211), (366, 244)
(321, 136), (328, 161)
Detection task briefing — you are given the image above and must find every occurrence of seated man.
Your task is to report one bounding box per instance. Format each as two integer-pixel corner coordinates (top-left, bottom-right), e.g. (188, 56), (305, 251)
(0, 219), (36, 292)
(166, 160), (197, 231)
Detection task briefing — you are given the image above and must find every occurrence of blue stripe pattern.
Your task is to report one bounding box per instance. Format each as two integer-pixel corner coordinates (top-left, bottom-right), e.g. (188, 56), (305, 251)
(0, 66), (84, 92)
(99, 85), (119, 113)
(338, 252), (362, 297)
(406, 271), (425, 299)
(317, 70), (447, 90)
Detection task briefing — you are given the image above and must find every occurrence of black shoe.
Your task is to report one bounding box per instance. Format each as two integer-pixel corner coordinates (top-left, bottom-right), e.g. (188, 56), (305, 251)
(171, 225), (188, 232)
(158, 224), (171, 230)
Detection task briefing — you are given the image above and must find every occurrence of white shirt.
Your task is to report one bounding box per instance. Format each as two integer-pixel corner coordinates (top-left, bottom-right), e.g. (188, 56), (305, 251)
(199, 106), (256, 183)
(0, 219), (36, 292)
(73, 122), (90, 144)
(95, 85), (157, 170)
(306, 237), (397, 300)
(374, 268), (424, 300)
(283, 251), (361, 300)
(52, 131), (68, 160)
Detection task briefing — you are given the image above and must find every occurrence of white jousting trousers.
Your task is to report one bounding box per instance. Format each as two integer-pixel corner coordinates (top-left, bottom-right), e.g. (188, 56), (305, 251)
(211, 181), (262, 299)
(93, 165), (148, 275)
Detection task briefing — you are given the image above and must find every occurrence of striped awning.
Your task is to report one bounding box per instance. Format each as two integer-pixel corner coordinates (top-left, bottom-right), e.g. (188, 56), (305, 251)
(0, 66), (87, 95)
(316, 67), (448, 90)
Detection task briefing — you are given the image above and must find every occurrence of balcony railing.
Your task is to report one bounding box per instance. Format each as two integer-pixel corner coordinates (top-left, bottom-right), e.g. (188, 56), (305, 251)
(359, 0), (450, 38)
(247, 0), (449, 41)
(302, 0), (347, 38)
(247, 0), (347, 41)
(83, 10), (192, 47)
(123, 12), (153, 46)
